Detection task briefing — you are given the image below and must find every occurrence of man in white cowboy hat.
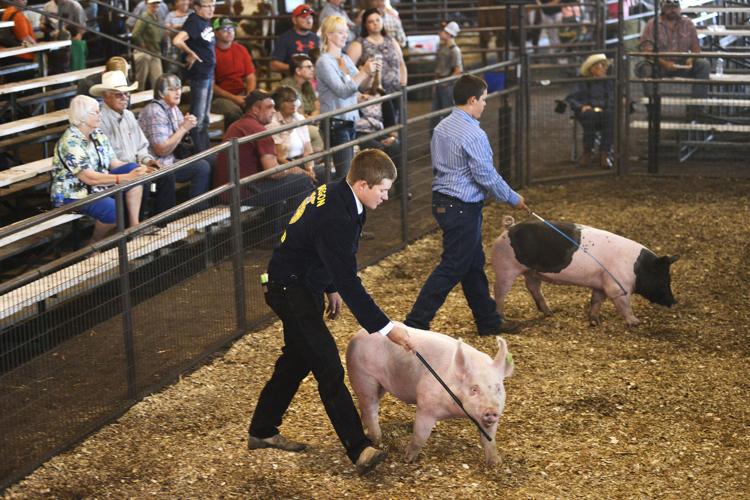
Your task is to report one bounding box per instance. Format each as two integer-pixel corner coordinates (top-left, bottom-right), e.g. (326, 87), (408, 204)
(565, 53), (615, 168)
(637, 0), (709, 116)
(91, 70), (160, 185)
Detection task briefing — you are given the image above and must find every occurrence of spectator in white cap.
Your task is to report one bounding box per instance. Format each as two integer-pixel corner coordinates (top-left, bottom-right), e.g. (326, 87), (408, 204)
(431, 20), (463, 130)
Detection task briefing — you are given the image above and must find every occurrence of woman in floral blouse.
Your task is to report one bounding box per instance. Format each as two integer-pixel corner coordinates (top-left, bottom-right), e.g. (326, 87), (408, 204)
(50, 95), (153, 242)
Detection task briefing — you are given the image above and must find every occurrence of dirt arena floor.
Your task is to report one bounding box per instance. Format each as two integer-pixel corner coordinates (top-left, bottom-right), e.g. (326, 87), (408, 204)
(4, 176), (749, 499)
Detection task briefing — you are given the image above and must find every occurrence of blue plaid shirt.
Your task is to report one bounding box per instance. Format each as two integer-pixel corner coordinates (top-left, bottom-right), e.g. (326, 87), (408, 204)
(431, 108), (520, 205)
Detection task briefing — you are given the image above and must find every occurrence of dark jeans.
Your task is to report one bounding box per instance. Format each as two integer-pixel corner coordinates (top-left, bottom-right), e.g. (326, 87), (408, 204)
(188, 76), (213, 152)
(405, 192), (502, 332)
(381, 95), (400, 129)
(430, 82), (454, 132)
(330, 120), (355, 180)
(635, 58), (711, 99)
(150, 158), (212, 215)
(576, 109), (613, 152)
(249, 281), (371, 464)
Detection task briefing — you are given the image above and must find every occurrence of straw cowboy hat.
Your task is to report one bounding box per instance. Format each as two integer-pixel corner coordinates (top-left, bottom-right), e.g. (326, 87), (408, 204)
(89, 70), (138, 97)
(580, 53), (609, 77)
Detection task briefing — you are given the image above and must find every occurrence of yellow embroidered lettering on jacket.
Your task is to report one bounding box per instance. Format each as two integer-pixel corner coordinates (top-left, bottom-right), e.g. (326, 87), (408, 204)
(316, 184), (327, 207)
(281, 185), (328, 242)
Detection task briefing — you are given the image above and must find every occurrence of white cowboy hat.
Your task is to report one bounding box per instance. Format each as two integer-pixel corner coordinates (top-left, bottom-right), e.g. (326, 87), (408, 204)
(580, 53), (609, 77)
(89, 70), (138, 97)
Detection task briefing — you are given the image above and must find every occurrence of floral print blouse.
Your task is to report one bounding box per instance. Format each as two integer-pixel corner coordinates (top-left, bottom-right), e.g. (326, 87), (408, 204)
(50, 125), (116, 205)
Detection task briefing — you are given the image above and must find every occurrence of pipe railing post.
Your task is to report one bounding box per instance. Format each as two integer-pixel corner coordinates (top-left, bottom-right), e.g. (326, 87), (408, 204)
(399, 86), (409, 246)
(115, 189), (137, 400)
(322, 116), (332, 184)
(518, 5), (530, 187)
(228, 139), (247, 335)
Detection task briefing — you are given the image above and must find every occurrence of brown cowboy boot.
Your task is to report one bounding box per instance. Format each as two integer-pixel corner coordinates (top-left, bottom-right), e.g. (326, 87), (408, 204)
(578, 151), (592, 168)
(599, 151), (611, 169)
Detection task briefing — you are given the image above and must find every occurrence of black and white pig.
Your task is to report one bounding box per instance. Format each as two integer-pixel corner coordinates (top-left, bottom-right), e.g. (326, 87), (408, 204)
(491, 216), (679, 326)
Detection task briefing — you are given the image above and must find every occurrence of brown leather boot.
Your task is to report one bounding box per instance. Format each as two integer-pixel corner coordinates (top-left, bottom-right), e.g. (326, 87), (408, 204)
(599, 151), (611, 169)
(578, 151), (592, 168)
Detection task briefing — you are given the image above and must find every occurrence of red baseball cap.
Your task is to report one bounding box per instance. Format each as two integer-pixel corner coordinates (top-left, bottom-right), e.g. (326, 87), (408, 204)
(292, 4), (315, 18)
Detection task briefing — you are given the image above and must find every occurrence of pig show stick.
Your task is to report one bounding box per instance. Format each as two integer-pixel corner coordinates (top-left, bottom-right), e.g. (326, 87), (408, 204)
(524, 207), (628, 296)
(414, 351), (493, 441)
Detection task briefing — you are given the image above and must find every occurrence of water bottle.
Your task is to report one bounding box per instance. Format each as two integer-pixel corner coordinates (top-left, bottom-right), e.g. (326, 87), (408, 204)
(716, 58), (724, 76)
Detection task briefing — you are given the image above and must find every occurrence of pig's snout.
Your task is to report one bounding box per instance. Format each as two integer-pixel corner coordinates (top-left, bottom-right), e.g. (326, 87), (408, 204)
(482, 408), (500, 426)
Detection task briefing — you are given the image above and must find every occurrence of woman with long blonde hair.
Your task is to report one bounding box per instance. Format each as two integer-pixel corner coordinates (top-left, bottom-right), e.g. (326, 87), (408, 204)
(315, 15), (380, 179)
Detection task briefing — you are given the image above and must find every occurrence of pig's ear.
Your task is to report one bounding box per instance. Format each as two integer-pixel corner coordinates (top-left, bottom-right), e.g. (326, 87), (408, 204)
(667, 254), (680, 265)
(453, 338), (470, 380)
(493, 337), (514, 378)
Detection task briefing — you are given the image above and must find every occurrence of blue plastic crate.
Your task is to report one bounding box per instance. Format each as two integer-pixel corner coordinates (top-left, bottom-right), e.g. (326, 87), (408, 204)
(485, 72), (506, 93)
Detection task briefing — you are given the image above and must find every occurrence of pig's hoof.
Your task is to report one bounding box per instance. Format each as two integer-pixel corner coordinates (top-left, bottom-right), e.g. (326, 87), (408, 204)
(626, 319), (641, 328)
(589, 317), (601, 327)
(365, 431), (382, 446)
(404, 449), (420, 463)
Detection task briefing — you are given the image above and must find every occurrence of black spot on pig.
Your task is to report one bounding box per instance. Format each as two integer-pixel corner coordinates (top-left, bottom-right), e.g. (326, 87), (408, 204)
(634, 250), (679, 306)
(508, 221), (581, 273)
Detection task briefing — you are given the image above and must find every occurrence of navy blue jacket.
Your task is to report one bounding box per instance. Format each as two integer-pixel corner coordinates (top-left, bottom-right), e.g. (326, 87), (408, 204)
(267, 180), (390, 333)
(565, 79), (614, 113)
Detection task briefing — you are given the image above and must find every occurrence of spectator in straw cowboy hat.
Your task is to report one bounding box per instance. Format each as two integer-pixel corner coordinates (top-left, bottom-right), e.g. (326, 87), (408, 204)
(93, 70), (161, 191)
(564, 53), (614, 169)
(78, 56), (130, 98)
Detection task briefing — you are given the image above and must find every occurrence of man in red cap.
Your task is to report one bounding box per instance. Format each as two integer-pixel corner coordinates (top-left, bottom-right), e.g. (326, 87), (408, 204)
(271, 4), (320, 73)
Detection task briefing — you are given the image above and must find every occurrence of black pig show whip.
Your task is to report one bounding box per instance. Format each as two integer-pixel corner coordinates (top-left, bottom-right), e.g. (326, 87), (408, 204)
(414, 351), (493, 441)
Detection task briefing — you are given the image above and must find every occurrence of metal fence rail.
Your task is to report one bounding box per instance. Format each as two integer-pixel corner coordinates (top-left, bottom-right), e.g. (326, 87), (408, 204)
(0, 58), (522, 490)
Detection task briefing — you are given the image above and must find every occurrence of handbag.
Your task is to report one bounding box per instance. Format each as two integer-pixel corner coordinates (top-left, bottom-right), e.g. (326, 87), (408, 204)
(153, 100), (195, 160)
(173, 134), (196, 160)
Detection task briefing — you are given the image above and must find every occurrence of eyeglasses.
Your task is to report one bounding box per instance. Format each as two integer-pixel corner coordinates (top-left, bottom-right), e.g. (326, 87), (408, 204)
(166, 86), (182, 92)
(297, 8), (313, 16)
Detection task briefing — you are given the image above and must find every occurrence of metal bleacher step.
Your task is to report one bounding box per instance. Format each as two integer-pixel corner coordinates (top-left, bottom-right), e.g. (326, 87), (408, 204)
(630, 120), (750, 132)
(638, 97), (750, 107)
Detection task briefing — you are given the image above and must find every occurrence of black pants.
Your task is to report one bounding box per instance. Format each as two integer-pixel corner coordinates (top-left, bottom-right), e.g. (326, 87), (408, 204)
(248, 281), (371, 464)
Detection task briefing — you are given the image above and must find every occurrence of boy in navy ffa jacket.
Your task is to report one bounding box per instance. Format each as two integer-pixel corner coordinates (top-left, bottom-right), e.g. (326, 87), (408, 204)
(248, 149), (413, 476)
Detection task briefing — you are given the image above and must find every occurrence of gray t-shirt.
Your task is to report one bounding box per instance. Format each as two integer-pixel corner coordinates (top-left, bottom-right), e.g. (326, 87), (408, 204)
(435, 43), (462, 78)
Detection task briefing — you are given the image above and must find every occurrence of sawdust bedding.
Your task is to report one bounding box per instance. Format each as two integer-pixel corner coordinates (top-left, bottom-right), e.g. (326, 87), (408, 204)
(5, 176), (749, 499)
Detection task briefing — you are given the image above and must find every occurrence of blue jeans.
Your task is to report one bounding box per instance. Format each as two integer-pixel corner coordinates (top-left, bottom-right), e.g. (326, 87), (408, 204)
(152, 158), (212, 215)
(188, 77), (213, 152)
(63, 163), (140, 224)
(330, 120), (355, 180)
(405, 192), (502, 332)
(431, 83), (454, 132)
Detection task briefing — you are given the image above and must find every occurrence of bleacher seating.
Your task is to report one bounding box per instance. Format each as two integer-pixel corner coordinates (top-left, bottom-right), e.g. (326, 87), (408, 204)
(0, 205), (250, 322)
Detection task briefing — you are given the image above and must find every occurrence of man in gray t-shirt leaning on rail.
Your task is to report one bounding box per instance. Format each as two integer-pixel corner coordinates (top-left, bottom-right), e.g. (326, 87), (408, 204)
(431, 21), (463, 131)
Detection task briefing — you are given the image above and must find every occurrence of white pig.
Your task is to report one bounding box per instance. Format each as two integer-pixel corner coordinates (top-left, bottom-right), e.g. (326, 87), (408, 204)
(492, 216), (678, 327)
(346, 327), (514, 465)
